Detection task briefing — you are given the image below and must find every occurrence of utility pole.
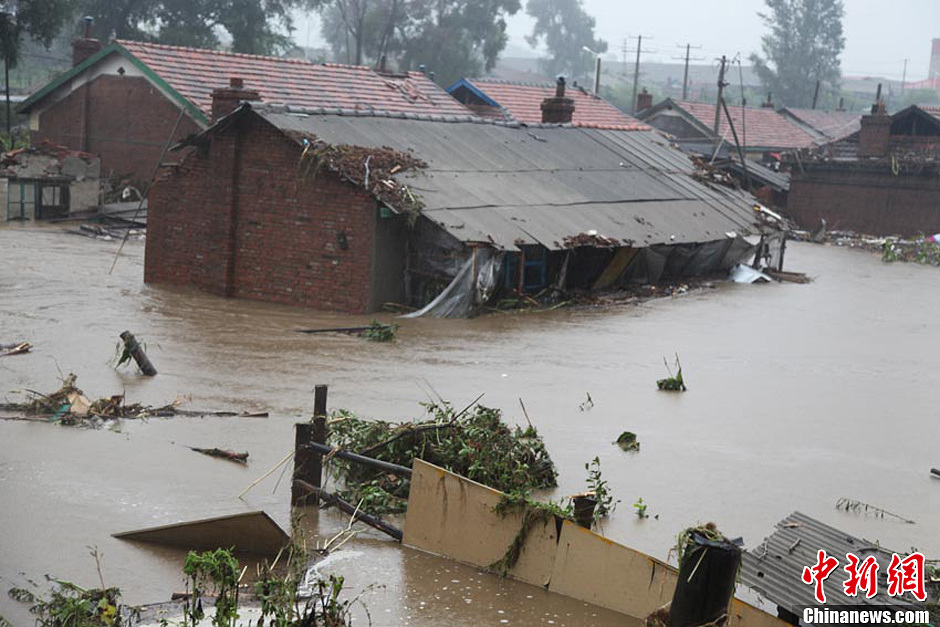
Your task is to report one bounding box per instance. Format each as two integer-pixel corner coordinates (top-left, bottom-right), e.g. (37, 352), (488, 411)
(901, 58), (909, 99)
(714, 55), (728, 135)
(621, 38), (629, 76)
(673, 43), (703, 100)
(626, 35), (655, 114)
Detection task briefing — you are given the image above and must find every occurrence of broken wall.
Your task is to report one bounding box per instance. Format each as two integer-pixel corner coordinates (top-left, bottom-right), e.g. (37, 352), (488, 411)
(403, 460), (787, 627)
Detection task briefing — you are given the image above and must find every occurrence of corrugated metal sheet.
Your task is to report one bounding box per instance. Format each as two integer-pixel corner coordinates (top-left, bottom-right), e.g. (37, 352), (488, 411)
(257, 107), (760, 250)
(740, 511), (922, 613)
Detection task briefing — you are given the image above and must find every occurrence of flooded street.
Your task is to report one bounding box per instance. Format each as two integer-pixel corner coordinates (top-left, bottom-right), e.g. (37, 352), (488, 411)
(2, 226), (939, 625)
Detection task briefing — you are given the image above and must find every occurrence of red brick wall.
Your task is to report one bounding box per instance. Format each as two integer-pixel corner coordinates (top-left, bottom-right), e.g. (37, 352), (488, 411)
(33, 75), (202, 186)
(789, 165), (940, 236)
(145, 114), (381, 313)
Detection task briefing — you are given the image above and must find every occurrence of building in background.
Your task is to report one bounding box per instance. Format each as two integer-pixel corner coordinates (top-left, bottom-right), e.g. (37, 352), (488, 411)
(0, 142), (100, 221)
(17, 36), (471, 186)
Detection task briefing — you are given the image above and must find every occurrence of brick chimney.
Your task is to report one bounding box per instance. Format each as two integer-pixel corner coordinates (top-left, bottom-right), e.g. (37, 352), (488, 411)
(858, 106), (891, 158)
(541, 76), (575, 124)
(761, 93), (774, 108)
(636, 88), (653, 113)
(72, 17), (102, 67)
(211, 77), (261, 122)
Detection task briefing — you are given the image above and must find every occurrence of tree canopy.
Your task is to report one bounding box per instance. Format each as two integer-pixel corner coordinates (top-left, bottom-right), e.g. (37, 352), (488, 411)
(0, 0), (77, 67)
(749, 0), (845, 108)
(525, 0), (606, 84)
(79, 0), (311, 55)
(317, 0), (520, 85)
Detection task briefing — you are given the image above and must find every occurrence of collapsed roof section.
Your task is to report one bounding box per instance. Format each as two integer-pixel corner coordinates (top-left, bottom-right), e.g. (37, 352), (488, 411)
(210, 103), (761, 252)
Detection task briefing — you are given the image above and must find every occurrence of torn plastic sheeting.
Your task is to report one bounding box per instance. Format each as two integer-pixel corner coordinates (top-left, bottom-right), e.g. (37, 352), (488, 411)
(403, 247), (504, 318)
(729, 264), (772, 283)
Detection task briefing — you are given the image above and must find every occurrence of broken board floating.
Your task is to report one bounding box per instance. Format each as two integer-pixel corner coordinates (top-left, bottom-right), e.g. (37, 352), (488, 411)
(113, 510), (288, 557)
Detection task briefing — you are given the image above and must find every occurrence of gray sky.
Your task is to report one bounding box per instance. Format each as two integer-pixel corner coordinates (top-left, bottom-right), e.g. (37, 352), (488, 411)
(295, 0), (940, 80)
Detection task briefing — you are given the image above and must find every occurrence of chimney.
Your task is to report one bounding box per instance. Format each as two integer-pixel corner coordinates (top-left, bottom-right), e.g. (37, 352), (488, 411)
(211, 77), (261, 122)
(836, 97), (845, 112)
(761, 92), (774, 108)
(541, 76), (575, 124)
(858, 108), (892, 158)
(636, 88), (653, 113)
(930, 38), (940, 81)
(72, 17), (103, 67)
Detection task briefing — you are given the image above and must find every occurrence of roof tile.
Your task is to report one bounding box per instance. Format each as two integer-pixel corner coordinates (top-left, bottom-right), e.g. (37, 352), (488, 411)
(115, 40), (473, 119)
(465, 78), (649, 130)
(675, 100), (816, 149)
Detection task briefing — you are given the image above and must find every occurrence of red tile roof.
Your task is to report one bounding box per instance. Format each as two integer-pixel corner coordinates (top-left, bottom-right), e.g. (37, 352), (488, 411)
(116, 40), (473, 119)
(677, 100), (816, 149)
(465, 78), (649, 130)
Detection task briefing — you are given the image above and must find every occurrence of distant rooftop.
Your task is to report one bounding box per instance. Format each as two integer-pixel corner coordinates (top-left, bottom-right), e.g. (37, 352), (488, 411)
(448, 77), (649, 130)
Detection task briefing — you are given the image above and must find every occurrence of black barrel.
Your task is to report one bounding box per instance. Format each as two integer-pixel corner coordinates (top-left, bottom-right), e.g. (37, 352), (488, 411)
(668, 529), (741, 627)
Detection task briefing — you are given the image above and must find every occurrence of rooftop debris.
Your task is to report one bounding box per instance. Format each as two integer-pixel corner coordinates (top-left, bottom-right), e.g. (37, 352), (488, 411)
(360, 319), (397, 342)
(562, 231), (621, 248)
(615, 431), (640, 451)
(835, 497), (915, 524)
(296, 136), (427, 223)
(189, 447), (249, 465)
(328, 401), (558, 516)
(0, 342), (31, 356)
(657, 355), (687, 392)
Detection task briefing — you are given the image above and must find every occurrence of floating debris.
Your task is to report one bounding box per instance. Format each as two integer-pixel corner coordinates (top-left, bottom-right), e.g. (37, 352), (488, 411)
(0, 342), (32, 356)
(615, 431), (640, 451)
(835, 497), (915, 524)
(189, 447), (249, 465)
(578, 392), (594, 412)
(360, 319), (398, 342)
(328, 401), (558, 515)
(656, 355), (687, 392)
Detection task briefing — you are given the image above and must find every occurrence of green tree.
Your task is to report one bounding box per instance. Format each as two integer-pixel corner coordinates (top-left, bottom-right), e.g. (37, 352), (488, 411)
(525, 0), (605, 84)
(318, 0), (519, 84)
(81, 0), (310, 54)
(750, 0), (845, 108)
(0, 0), (77, 68)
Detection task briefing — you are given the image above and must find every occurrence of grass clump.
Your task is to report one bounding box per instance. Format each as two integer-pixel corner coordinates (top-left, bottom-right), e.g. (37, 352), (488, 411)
(29, 581), (128, 627)
(360, 320), (398, 342)
(328, 401), (558, 516)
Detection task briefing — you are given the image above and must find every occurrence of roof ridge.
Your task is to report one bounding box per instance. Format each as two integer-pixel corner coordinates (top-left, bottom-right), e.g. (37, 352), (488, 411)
(115, 39), (381, 71)
(471, 77), (557, 89)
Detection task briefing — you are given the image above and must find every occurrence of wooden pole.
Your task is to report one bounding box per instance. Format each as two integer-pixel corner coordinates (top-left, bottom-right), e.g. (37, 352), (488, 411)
(713, 55), (727, 135)
(291, 385), (328, 505)
(119, 331), (157, 376)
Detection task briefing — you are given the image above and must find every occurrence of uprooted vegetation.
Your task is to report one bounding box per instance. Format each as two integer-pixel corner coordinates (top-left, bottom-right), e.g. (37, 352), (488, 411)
(327, 401), (558, 516)
(296, 137), (427, 224)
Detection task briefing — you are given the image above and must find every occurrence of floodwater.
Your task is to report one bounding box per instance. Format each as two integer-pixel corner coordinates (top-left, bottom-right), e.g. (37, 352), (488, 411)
(2, 226), (939, 626)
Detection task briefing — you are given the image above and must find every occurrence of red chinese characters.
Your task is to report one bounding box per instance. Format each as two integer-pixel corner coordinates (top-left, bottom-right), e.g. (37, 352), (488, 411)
(843, 553), (879, 598)
(802, 550), (840, 603)
(801, 551), (927, 602)
(886, 552), (926, 601)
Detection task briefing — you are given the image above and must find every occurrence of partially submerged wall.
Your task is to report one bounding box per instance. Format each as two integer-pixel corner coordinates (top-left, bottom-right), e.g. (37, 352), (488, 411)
(790, 164), (940, 236)
(403, 460), (786, 627)
(146, 114), (387, 313)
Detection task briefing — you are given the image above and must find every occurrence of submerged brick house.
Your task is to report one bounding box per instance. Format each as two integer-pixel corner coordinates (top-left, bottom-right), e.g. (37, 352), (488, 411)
(17, 36), (470, 186)
(788, 105), (940, 235)
(145, 80), (766, 315)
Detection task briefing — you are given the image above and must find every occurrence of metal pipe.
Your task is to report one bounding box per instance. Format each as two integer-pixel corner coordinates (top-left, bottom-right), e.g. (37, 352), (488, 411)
(304, 441), (413, 477)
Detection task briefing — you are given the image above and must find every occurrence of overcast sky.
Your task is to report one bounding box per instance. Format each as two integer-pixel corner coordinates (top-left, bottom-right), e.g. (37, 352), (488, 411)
(294, 0), (940, 80)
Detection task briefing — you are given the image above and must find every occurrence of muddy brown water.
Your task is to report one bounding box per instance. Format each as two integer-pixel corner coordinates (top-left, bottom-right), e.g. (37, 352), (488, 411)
(2, 226), (939, 626)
